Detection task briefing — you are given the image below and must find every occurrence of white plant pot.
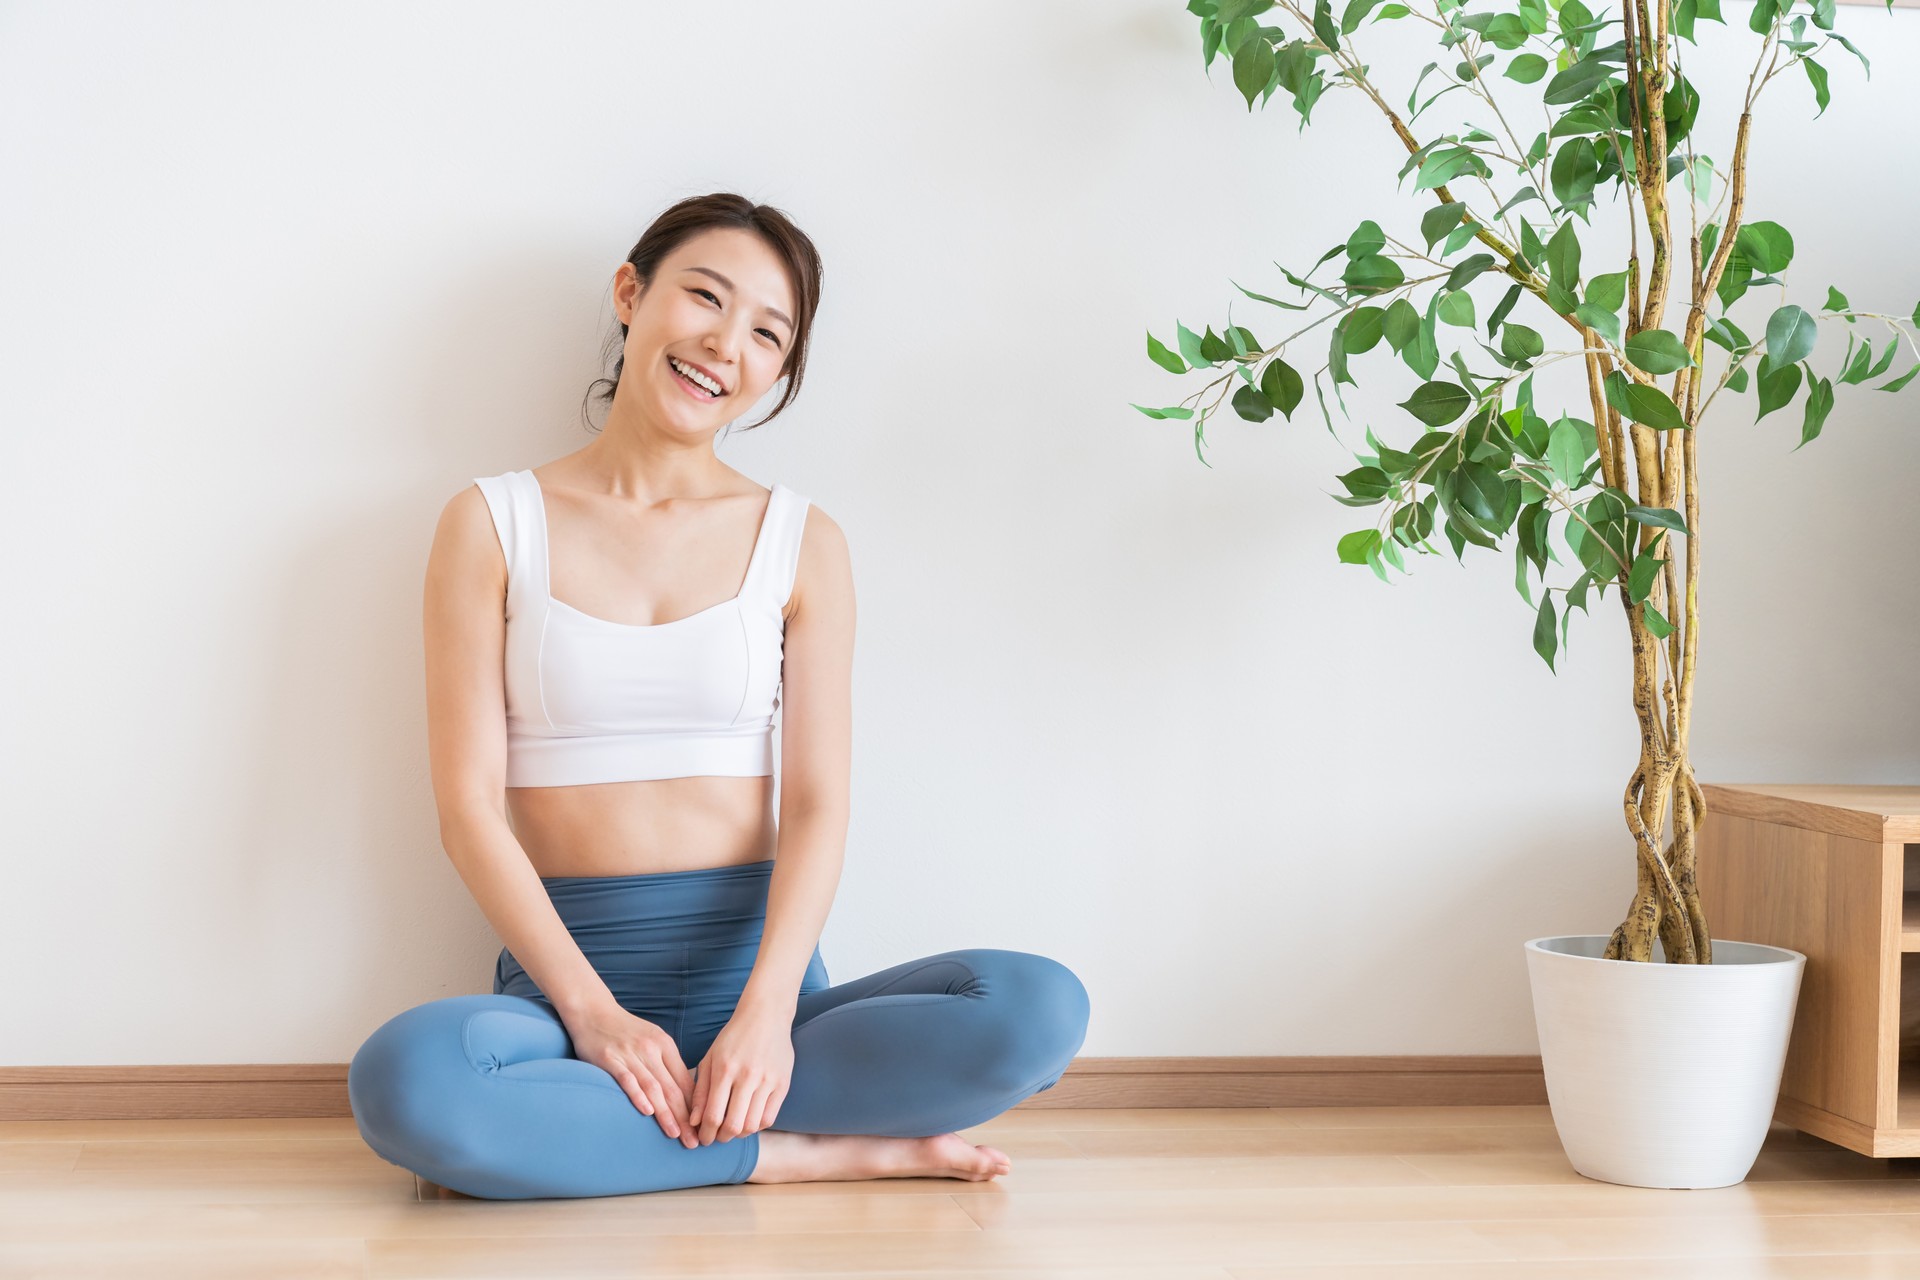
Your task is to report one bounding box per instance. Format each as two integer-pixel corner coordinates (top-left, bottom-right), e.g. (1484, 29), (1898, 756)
(1524, 934), (1807, 1189)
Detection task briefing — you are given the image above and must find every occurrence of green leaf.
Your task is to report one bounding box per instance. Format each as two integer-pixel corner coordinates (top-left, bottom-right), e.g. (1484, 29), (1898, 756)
(1506, 53), (1548, 83)
(1641, 602), (1675, 640)
(1765, 304), (1817, 366)
(1604, 369), (1686, 430)
(1837, 337), (1875, 386)
(1877, 362), (1920, 393)
(1399, 380), (1474, 426)
(1548, 417), (1587, 487)
(1232, 278), (1310, 312)
(1420, 201), (1469, 251)
(1341, 305), (1388, 354)
(1131, 403), (1195, 420)
(1346, 219), (1387, 257)
(1414, 146), (1490, 192)
(1338, 465), (1392, 501)
(1574, 302), (1621, 344)
(1585, 270), (1629, 313)
(1550, 137), (1599, 212)
(1716, 253), (1753, 310)
(1337, 528), (1382, 565)
(1797, 374), (1834, 448)
(1865, 338), (1900, 380)
(1342, 254), (1406, 294)
(1383, 298), (1421, 352)
(1231, 384), (1274, 422)
(1176, 321), (1211, 368)
(1624, 328), (1694, 375)
(1704, 315), (1751, 352)
(1545, 221), (1582, 310)
(1314, 0), (1342, 49)
(1756, 357), (1802, 421)
(1543, 57), (1614, 105)
(1534, 593), (1558, 671)
(1804, 57), (1830, 117)
(1232, 35), (1276, 110)
(1147, 331), (1188, 376)
(1486, 281), (1523, 336)
(1445, 253), (1496, 291)
(1437, 289), (1476, 328)
(1822, 285), (1850, 315)
(1500, 323), (1545, 363)
(1827, 29), (1870, 77)
(1261, 357), (1305, 418)
(1341, 0), (1385, 32)
(1736, 221), (1795, 274)
(1626, 539), (1664, 605)
(1626, 504), (1689, 532)
(1408, 292), (1442, 380)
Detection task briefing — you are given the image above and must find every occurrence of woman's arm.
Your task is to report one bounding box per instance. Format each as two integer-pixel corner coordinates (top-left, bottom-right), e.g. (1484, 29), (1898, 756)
(423, 486), (619, 1021)
(736, 503), (857, 1020)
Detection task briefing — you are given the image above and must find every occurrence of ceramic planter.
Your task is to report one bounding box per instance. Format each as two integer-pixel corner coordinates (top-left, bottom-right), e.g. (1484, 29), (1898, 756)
(1524, 934), (1807, 1189)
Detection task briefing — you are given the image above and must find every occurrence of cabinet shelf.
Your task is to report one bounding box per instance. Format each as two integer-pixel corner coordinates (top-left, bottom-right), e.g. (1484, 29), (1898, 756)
(1700, 782), (1920, 1160)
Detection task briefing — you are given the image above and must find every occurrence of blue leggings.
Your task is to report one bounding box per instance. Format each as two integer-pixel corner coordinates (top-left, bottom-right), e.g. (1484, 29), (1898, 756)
(347, 858), (1090, 1199)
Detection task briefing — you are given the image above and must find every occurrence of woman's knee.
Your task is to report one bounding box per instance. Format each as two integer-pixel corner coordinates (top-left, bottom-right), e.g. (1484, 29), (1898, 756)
(967, 949), (1091, 1083)
(348, 994), (541, 1171)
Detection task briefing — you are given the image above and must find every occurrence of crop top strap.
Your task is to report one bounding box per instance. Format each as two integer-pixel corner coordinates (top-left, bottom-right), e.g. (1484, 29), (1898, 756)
(472, 470), (550, 610)
(742, 483), (812, 611)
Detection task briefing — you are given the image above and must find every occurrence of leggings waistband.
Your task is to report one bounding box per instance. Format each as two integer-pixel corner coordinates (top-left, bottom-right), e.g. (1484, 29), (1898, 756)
(532, 856), (779, 938)
(539, 856), (776, 892)
(496, 856), (828, 1017)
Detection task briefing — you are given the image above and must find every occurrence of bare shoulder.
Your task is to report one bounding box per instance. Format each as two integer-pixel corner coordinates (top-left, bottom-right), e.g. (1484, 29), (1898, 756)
(430, 480), (506, 597)
(786, 501), (852, 622)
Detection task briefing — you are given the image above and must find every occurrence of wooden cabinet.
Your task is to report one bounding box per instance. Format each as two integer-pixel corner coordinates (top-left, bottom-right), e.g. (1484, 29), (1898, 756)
(1697, 783), (1920, 1158)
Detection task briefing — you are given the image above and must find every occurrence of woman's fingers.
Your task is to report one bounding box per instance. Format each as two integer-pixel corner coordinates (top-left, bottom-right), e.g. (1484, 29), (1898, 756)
(641, 1073), (683, 1139)
(662, 1050), (696, 1101)
(722, 1080), (757, 1141)
(647, 1054), (697, 1148)
(742, 1087), (770, 1138)
(718, 1082), (760, 1143)
(614, 1067), (653, 1116)
(699, 1075), (733, 1146)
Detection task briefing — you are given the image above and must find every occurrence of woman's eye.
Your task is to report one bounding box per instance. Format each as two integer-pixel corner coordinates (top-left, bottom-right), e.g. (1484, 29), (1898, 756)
(690, 288), (782, 346)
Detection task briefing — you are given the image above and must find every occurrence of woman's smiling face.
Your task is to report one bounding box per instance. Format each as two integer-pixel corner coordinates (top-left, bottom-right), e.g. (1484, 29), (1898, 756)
(614, 227), (798, 432)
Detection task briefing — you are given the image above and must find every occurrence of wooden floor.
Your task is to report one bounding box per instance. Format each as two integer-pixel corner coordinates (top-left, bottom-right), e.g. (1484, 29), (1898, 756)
(4, 1105), (1920, 1277)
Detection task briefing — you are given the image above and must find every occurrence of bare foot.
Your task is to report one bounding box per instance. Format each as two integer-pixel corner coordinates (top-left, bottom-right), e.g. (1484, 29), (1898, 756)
(746, 1130), (1012, 1185)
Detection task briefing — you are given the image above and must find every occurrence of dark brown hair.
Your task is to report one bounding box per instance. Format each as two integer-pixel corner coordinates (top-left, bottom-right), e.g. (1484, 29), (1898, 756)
(580, 193), (824, 434)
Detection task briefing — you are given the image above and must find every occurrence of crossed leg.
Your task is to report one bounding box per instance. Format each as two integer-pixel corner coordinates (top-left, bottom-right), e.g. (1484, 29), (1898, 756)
(349, 947), (1089, 1200)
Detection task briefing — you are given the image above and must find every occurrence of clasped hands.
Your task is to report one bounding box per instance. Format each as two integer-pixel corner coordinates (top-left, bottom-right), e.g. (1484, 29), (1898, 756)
(566, 998), (794, 1148)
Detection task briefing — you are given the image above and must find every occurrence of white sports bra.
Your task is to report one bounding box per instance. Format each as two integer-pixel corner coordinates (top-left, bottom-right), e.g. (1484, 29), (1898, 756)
(471, 469), (811, 787)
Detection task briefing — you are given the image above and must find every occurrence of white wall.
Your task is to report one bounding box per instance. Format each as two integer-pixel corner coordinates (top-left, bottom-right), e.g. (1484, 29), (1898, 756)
(4, 0), (1917, 1065)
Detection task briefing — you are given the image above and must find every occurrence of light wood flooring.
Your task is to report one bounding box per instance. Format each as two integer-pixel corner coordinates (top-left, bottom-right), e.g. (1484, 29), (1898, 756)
(3, 1105), (1920, 1277)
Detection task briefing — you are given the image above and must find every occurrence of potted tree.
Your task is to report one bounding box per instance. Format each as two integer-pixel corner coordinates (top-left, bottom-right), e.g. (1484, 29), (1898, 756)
(1140, 0), (1918, 1188)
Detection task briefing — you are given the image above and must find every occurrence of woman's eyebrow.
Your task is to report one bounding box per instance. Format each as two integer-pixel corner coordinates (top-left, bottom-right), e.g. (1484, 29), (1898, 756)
(680, 266), (793, 330)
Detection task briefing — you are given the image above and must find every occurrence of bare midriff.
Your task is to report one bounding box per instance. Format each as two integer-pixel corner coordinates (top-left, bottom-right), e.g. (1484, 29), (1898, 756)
(506, 775), (778, 878)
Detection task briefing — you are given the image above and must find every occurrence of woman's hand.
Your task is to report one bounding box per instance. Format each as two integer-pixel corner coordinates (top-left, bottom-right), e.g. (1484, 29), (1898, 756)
(563, 1001), (699, 1147)
(688, 1010), (795, 1146)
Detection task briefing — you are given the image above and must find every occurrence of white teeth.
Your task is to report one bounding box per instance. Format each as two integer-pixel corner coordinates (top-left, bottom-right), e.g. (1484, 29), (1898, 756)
(669, 356), (723, 396)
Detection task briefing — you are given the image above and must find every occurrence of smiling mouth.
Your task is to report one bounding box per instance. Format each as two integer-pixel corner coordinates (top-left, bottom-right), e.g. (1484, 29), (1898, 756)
(667, 355), (725, 399)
